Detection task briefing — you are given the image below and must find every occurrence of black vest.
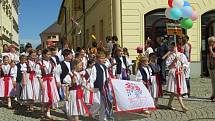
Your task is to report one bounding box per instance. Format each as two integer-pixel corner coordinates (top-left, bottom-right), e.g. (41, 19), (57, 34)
(115, 56), (127, 74)
(60, 61), (73, 84)
(50, 55), (60, 65)
(16, 63), (22, 83)
(94, 63), (107, 91)
(139, 67), (150, 81)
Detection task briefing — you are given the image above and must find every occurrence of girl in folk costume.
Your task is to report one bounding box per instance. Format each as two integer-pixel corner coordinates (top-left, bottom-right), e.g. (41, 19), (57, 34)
(83, 59), (95, 105)
(64, 59), (89, 121)
(26, 50), (40, 103)
(148, 53), (163, 105)
(0, 56), (17, 108)
(36, 48), (60, 119)
(113, 47), (130, 80)
(166, 42), (188, 112)
(135, 56), (152, 115)
(18, 54), (35, 111)
(105, 51), (117, 79)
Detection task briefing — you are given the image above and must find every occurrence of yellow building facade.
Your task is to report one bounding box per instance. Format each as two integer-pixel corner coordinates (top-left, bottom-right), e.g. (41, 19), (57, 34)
(58, 0), (215, 77)
(0, 0), (19, 52)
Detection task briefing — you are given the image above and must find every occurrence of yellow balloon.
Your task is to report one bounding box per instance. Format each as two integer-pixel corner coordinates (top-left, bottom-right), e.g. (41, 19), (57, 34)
(191, 5), (196, 11)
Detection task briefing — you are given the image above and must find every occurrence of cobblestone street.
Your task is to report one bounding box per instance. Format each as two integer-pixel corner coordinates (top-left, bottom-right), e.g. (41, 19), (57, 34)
(0, 77), (215, 121)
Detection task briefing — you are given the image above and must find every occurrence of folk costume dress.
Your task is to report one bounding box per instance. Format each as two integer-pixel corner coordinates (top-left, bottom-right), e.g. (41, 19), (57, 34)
(82, 68), (93, 105)
(166, 52), (188, 95)
(26, 60), (40, 101)
(20, 63), (34, 101)
(136, 66), (153, 93)
(63, 71), (89, 116)
(36, 60), (60, 105)
(0, 64), (17, 97)
(149, 63), (163, 98)
(113, 56), (129, 80)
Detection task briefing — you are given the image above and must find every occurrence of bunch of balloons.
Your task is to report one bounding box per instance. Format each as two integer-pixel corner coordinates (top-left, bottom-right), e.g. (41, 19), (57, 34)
(165, 0), (198, 29)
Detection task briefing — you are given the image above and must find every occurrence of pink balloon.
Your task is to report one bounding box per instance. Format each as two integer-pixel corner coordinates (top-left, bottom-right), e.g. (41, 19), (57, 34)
(190, 11), (198, 21)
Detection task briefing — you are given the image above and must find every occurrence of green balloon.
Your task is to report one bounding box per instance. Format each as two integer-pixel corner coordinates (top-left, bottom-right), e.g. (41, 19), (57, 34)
(180, 18), (193, 29)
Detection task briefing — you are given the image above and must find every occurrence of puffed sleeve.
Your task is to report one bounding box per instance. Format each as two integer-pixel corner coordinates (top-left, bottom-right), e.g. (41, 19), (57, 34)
(135, 69), (142, 82)
(166, 54), (174, 67)
(10, 66), (17, 81)
(35, 64), (42, 78)
(55, 64), (62, 83)
(112, 59), (117, 76)
(89, 66), (97, 88)
(63, 74), (72, 84)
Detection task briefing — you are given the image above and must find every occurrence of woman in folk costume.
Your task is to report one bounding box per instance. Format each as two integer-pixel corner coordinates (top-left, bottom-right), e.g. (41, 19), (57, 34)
(82, 59), (95, 105)
(18, 54), (35, 111)
(0, 56), (17, 108)
(105, 51), (117, 79)
(26, 50), (40, 103)
(36, 48), (60, 119)
(166, 42), (188, 112)
(148, 53), (163, 105)
(64, 59), (89, 121)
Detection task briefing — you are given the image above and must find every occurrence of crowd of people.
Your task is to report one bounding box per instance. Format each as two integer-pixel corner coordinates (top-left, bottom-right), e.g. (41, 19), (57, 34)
(0, 33), (204, 121)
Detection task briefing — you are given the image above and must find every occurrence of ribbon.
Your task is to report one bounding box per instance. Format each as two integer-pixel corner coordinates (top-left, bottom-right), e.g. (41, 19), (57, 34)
(29, 71), (36, 82)
(42, 74), (53, 105)
(175, 67), (182, 95)
(3, 75), (10, 97)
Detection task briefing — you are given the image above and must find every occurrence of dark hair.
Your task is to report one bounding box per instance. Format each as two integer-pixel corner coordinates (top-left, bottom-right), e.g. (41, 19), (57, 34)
(149, 53), (156, 58)
(29, 50), (37, 56)
(49, 47), (57, 52)
(87, 59), (95, 68)
(184, 35), (189, 41)
(92, 41), (97, 47)
(76, 47), (82, 52)
(42, 48), (51, 56)
(25, 43), (32, 49)
(62, 49), (72, 58)
(170, 42), (176, 47)
(3, 44), (8, 48)
(112, 36), (118, 42)
(3, 56), (9, 61)
(75, 52), (80, 58)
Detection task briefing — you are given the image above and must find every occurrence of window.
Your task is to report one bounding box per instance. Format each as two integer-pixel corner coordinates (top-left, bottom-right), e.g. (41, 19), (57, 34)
(73, 0), (83, 11)
(99, 20), (104, 40)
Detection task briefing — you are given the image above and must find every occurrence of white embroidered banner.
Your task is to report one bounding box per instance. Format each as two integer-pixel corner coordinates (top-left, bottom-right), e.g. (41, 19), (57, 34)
(110, 79), (155, 112)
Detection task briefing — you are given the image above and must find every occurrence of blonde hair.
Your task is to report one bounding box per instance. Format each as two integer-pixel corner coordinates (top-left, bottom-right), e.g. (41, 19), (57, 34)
(208, 36), (215, 46)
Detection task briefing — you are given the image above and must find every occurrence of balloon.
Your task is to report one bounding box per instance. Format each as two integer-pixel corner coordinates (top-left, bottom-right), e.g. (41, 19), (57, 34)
(170, 8), (182, 20)
(181, 6), (193, 18)
(173, 0), (184, 8)
(183, 1), (190, 6)
(165, 8), (171, 18)
(190, 11), (198, 21)
(168, 0), (173, 8)
(180, 18), (193, 29)
(191, 6), (196, 11)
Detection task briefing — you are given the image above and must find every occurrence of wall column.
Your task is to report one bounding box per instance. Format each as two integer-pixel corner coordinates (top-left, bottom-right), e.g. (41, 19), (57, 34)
(112, 0), (122, 46)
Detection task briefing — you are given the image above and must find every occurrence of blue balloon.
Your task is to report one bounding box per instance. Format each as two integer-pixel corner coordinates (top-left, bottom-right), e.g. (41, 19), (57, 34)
(170, 8), (182, 20)
(181, 6), (193, 18)
(184, 1), (190, 6)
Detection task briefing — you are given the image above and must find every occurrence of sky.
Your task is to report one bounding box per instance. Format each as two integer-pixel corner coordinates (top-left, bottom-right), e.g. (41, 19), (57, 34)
(19, 0), (62, 48)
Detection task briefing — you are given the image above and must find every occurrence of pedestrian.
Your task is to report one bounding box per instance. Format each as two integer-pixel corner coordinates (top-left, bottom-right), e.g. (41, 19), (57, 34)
(36, 48), (60, 119)
(155, 36), (169, 85)
(113, 47), (129, 80)
(64, 59), (89, 121)
(18, 54), (34, 111)
(9, 44), (19, 64)
(89, 50), (112, 121)
(0, 55), (17, 108)
(50, 47), (60, 66)
(149, 53), (163, 105)
(83, 59), (95, 105)
(26, 50), (40, 102)
(207, 36), (215, 101)
(136, 56), (152, 115)
(145, 38), (154, 57)
(166, 42), (188, 112)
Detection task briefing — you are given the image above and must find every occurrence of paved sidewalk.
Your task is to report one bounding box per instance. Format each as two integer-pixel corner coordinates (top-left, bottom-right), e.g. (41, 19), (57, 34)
(0, 78), (214, 121)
